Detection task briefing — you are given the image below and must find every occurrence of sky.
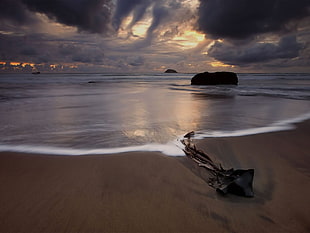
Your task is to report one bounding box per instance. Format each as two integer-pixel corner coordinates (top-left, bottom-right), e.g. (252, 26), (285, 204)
(0, 0), (309, 73)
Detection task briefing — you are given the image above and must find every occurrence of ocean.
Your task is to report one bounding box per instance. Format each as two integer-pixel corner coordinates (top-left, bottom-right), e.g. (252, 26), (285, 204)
(0, 73), (310, 156)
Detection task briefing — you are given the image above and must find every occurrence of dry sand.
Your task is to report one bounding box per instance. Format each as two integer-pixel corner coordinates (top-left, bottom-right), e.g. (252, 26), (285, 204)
(0, 121), (309, 232)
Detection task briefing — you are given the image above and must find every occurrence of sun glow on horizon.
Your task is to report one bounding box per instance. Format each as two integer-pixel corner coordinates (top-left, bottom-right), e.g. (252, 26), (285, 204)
(11, 62), (36, 67)
(210, 61), (235, 68)
(0, 61), (85, 72)
(0, 61), (36, 67)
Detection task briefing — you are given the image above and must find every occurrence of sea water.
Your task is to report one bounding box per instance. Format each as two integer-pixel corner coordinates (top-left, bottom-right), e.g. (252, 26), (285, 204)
(0, 73), (309, 156)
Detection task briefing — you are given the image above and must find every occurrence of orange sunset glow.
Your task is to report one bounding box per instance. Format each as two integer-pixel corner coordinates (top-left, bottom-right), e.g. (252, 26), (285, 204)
(0, 0), (308, 73)
(210, 61), (235, 68)
(10, 62), (35, 67)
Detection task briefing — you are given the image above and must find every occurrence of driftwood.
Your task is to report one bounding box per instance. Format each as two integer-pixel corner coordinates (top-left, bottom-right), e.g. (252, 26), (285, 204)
(181, 132), (254, 197)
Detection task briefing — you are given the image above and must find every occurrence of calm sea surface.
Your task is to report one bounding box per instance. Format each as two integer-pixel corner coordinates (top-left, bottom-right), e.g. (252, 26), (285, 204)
(0, 73), (309, 155)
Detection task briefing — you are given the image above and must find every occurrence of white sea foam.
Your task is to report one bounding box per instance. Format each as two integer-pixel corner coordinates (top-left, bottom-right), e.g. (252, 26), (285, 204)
(0, 139), (185, 157)
(0, 113), (309, 157)
(194, 111), (310, 139)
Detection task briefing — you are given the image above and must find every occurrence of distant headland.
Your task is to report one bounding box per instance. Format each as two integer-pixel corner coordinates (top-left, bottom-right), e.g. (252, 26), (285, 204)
(164, 69), (178, 73)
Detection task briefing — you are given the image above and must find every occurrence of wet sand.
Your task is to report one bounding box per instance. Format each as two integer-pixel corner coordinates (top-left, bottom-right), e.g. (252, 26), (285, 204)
(0, 121), (309, 232)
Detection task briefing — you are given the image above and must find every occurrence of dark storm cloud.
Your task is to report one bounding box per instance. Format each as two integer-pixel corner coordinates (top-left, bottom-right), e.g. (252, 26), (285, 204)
(148, 4), (169, 32)
(112, 0), (151, 31)
(1, 0), (188, 36)
(20, 47), (38, 56)
(58, 42), (104, 58)
(58, 44), (77, 56)
(57, 41), (105, 64)
(0, 0), (36, 25)
(0, 33), (46, 62)
(72, 51), (104, 64)
(208, 35), (302, 65)
(197, 0), (310, 39)
(0, 0), (113, 33)
(24, 0), (114, 33)
(0, 32), (104, 64)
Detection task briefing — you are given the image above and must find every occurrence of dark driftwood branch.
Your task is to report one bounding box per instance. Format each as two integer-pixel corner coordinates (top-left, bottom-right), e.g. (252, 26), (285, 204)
(181, 132), (254, 197)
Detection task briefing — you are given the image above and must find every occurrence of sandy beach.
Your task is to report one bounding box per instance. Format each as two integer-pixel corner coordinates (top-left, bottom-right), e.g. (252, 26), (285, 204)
(0, 121), (309, 233)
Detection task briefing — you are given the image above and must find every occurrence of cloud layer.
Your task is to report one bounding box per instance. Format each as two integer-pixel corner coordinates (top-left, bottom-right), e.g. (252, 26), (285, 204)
(197, 0), (310, 39)
(0, 0), (113, 33)
(208, 35), (302, 65)
(0, 0), (309, 72)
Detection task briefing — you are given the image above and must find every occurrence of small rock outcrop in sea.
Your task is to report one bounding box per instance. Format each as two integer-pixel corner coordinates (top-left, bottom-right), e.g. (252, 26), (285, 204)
(164, 69), (178, 73)
(191, 71), (238, 85)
